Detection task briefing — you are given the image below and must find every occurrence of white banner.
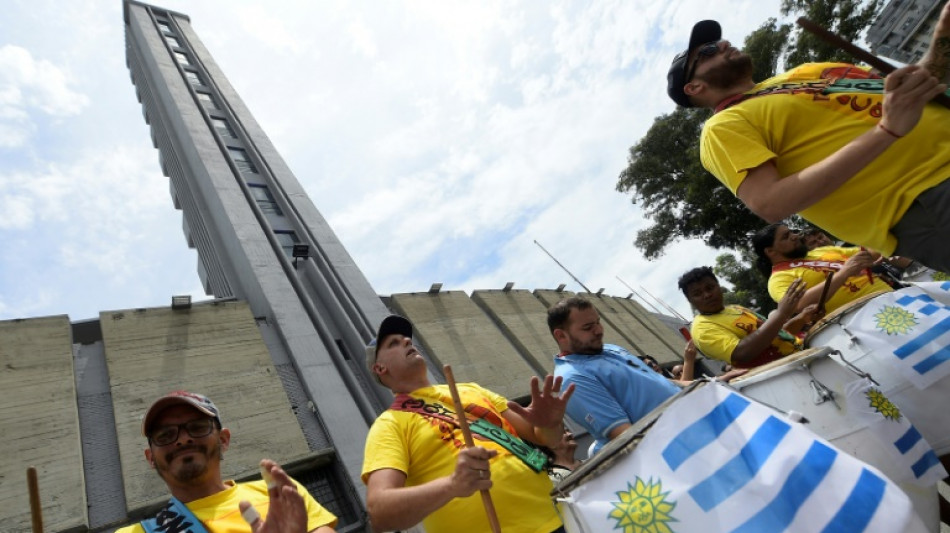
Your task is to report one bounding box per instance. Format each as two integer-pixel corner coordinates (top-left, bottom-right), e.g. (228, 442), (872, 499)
(844, 378), (947, 486)
(844, 285), (950, 390)
(559, 383), (926, 532)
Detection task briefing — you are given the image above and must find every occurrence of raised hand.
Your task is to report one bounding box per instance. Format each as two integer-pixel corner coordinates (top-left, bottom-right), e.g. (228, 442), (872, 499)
(240, 459), (308, 533)
(505, 375), (575, 431)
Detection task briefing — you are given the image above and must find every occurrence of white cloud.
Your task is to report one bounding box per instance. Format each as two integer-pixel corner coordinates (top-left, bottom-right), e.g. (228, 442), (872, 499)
(0, 45), (88, 148)
(0, 0), (791, 324)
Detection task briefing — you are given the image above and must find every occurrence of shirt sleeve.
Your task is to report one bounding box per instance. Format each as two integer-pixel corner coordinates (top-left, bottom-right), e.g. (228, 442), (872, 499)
(768, 270), (793, 303)
(361, 414), (409, 484)
(692, 318), (739, 364)
(561, 368), (631, 442)
(700, 111), (778, 194)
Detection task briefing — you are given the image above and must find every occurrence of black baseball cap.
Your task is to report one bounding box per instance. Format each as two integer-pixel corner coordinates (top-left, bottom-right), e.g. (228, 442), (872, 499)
(667, 20), (721, 107)
(365, 315), (413, 384)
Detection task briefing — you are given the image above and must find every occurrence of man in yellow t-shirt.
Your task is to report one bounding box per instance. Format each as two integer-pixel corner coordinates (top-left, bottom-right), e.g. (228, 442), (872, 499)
(116, 391), (337, 533)
(362, 315), (574, 533)
(665, 14), (950, 273)
(751, 224), (892, 315)
(679, 266), (818, 368)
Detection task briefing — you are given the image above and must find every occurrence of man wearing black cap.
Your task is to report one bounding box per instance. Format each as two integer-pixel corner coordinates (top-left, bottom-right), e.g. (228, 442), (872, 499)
(666, 4), (950, 274)
(116, 391), (337, 533)
(361, 315), (574, 533)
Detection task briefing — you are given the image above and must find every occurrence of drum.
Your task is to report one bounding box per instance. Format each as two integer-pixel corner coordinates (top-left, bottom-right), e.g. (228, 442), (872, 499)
(805, 290), (950, 456)
(730, 347), (938, 527)
(553, 379), (931, 532)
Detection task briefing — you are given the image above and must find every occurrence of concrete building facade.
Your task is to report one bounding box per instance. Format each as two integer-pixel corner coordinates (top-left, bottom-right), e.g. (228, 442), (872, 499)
(0, 2), (694, 531)
(867, 0), (944, 63)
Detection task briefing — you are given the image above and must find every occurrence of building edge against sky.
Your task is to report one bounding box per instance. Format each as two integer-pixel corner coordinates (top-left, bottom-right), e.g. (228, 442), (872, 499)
(0, 1), (694, 531)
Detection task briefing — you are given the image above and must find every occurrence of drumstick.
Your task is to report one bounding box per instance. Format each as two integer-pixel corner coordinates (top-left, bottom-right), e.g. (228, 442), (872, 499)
(816, 272), (834, 315)
(796, 17), (950, 109)
(860, 246), (874, 284)
(27, 467), (43, 533)
(443, 365), (502, 533)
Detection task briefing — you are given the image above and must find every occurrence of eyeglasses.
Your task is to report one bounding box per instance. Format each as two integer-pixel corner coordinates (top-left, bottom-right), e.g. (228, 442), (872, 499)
(149, 418), (216, 446)
(685, 41), (721, 82)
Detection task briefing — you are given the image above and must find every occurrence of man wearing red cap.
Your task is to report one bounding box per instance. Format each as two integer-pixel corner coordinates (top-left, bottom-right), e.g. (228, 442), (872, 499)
(666, 4), (950, 273)
(361, 315), (574, 533)
(116, 391), (337, 533)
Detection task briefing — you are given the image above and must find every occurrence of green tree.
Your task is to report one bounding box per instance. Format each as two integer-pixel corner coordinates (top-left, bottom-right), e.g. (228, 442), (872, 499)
(781, 0), (884, 67)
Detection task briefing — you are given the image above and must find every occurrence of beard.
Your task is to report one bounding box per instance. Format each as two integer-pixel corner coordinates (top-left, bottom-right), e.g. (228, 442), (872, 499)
(569, 335), (603, 355)
(696, 53), (754, 91)
(155, 441), (223, 483)
(786, 242), (810, 259)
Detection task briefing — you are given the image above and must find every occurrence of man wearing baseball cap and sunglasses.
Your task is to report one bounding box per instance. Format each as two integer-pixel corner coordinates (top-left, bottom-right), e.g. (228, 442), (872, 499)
(667, 7), (950, 274)
(116, 391), (337, 533)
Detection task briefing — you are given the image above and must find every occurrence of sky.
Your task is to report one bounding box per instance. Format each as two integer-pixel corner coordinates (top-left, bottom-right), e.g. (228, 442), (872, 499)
(0, 0), (795, 322)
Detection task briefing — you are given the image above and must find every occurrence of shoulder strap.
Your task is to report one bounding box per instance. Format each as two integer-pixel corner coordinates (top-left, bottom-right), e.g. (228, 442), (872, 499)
(140, 497), (209, 533)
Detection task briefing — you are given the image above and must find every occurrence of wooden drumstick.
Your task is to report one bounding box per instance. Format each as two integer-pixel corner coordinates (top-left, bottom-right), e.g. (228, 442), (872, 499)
(27, 466), (43, 533)
(817, 272), (834, 316)
(796, 17), (950, 109)
(443, 365), (502, 533)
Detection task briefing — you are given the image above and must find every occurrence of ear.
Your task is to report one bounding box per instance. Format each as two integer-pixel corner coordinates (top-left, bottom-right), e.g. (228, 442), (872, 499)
(683, 80), (704, 98)
(144, 448), (155, 467)
(218, 428), (231, 452)
(552, 328), (569, 345)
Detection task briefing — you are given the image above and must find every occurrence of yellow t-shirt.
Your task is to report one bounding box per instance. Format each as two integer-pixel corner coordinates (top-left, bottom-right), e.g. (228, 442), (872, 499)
(701, 62), (950, 255)
(691, 305), (800, 367)
(115, 479), (336, 533)
(361, 383), (561, 533)
(768, 246), (892, 314)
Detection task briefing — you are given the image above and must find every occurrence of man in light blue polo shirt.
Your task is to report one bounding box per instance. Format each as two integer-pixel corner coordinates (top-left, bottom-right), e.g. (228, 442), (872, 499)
(549, 296), (681, 455)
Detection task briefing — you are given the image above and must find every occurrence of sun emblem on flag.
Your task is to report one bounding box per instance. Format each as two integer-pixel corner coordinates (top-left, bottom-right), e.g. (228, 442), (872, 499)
(865, 387), (901, 421)
(608, 477), (677, 533)
(932, 271), (950, 281)
(873, 305), (918, 335)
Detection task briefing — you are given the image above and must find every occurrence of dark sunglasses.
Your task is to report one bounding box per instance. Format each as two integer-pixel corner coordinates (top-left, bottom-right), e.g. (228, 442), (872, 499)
(686, 41), (721, 82)
(149, 418), (216, 446)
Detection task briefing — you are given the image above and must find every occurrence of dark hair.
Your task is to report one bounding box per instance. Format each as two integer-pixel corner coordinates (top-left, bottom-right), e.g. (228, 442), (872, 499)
(751, 223), (783, 277)
(547, 296), (593, 334)
(677, 266), (717, 297)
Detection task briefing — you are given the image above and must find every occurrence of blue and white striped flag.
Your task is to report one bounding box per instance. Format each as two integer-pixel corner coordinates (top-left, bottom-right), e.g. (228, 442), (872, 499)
(844, 378), (947, 486)
(557, 383), (926, 532)
(845, 285), (950, 390)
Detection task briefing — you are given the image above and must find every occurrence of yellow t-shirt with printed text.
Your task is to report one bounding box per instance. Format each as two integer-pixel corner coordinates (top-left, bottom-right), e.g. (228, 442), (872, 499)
(768, 246), (892, 314)
(115, 479), (336, 533)
(361, 383), (561, 533)
(701, 63), (950, 256)
(691, 305), (801, 367)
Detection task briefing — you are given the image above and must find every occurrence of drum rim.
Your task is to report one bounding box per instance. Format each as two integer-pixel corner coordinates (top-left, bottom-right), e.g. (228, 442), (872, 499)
(805, 291), (887, 343)
(729, 346), (833, 389)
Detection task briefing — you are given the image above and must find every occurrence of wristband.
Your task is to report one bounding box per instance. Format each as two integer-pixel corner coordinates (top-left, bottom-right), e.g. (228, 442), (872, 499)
(877, 123), (903, 139)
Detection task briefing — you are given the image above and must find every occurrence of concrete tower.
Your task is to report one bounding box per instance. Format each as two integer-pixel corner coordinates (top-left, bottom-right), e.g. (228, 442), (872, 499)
(124, 0), (392, 526)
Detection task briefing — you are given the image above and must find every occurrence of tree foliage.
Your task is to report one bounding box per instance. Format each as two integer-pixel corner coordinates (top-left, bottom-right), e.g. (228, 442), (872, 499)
(781, 0), (884, 67)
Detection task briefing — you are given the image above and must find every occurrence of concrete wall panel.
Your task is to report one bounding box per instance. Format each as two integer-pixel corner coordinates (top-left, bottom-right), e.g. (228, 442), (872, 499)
(0, 315), (87, 533)
(102, 301), (310, 513)
(391, 291), (537, 399)
(471, 289), (557, 375)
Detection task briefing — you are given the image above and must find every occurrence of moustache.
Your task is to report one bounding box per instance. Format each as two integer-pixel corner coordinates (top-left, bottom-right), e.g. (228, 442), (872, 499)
(166, 445), (206, 461)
